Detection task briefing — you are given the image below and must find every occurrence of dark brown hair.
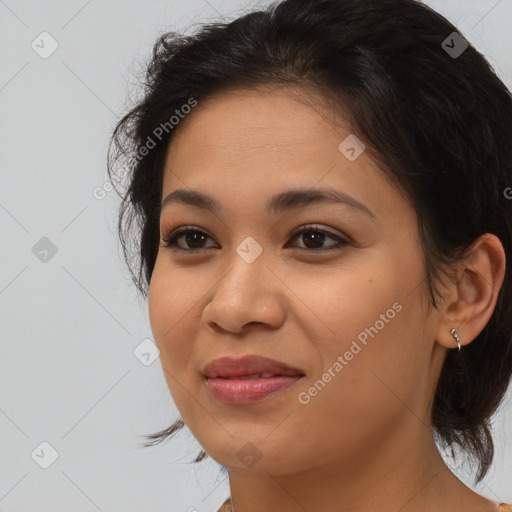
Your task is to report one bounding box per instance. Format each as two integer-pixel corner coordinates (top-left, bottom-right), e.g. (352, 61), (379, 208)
(107, 0), (512, 483)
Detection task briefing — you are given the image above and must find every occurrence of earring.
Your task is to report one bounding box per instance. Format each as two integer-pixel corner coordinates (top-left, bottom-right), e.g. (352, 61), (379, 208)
(450, 328), (462, 351)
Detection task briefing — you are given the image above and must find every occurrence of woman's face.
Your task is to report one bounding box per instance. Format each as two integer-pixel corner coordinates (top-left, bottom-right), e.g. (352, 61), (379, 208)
(148, 87), (445, 475)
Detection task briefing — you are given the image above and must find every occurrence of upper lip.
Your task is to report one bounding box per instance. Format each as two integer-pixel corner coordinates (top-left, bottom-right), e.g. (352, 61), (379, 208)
(203, 354), (306, 379)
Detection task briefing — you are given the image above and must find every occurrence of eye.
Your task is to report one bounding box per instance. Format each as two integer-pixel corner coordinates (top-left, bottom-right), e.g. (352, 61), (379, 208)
(287, 224), (349, 251)
(160, 224), (349, 252)
(160, 226), (218, 252)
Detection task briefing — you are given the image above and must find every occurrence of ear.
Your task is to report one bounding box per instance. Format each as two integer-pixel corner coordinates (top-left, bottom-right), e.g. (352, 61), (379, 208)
(435, 233), (506, 350)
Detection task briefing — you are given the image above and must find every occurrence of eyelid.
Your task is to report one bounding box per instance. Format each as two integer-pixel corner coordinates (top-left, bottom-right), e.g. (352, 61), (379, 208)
(288, 223), (347, 241)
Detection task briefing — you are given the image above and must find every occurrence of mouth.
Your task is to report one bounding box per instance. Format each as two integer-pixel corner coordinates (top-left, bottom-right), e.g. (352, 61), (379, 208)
(203, 354), (305, 378)
(203, 354), (306, 405)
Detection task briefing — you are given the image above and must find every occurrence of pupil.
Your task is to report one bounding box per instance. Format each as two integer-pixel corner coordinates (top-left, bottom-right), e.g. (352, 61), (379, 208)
(186, 232), (206, 248)
(303, 231), (324, 248)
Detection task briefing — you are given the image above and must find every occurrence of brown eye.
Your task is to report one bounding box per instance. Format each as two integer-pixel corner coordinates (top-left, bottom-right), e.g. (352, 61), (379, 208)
(161, 227), (217, 251)
(287, 225), (349, 251)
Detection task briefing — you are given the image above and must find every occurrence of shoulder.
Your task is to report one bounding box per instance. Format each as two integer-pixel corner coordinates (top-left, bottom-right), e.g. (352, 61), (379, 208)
(217, 497), (231, 512)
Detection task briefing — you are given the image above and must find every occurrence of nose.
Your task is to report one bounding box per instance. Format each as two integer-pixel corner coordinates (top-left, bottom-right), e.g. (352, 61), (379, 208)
(202, 247), (286, 335)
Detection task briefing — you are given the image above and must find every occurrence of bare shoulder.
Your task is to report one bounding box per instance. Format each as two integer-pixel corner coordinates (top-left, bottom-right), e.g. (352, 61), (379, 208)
(217, 497), (231, 512)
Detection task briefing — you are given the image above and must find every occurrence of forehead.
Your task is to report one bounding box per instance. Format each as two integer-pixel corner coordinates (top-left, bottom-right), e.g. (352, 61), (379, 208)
(166, 86), (343, 160)
(161, 87), (412, 225)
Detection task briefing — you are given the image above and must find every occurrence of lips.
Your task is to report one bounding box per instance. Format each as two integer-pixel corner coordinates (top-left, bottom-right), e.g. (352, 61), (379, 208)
(202, 354), (305, 379)
(203, 354), (306, 405)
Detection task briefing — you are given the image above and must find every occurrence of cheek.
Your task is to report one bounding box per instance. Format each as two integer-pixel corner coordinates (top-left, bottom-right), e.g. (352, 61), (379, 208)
(149, 257), (196, 335)
(289, 258), (404, 358)
(148, 266), (204, 419)
(147, 266), (169, 348)
(148, 263), (198, 368)
(291, 266), (419, 433)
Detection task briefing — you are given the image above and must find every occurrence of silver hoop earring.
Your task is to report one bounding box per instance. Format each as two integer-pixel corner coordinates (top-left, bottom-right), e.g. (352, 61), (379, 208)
(450, 328), (462, 351)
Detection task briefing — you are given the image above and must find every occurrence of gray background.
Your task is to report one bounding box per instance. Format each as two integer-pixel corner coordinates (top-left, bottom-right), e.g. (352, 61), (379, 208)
(0, 0), (511, 510)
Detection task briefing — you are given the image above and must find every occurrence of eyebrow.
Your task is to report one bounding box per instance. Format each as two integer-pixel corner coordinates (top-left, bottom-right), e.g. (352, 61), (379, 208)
(160, 187), (376, 219)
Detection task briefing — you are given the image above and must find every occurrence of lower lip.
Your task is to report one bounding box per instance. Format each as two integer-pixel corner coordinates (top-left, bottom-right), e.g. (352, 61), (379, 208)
(206, 375), (304, 405)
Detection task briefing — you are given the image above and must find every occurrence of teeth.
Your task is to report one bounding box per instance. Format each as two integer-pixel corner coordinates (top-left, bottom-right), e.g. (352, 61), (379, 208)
(224, 373), (276, 379)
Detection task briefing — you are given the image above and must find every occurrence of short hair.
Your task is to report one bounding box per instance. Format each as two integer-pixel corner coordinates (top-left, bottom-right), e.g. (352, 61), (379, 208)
(108, 0), (512, 483)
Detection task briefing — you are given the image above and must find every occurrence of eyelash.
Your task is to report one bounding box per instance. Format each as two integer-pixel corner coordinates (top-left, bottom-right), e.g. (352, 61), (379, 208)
(160, 224), (350, 253)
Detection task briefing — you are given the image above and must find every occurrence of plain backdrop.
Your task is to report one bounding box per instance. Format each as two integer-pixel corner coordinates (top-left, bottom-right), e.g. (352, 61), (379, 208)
(1, 1), (511, 510)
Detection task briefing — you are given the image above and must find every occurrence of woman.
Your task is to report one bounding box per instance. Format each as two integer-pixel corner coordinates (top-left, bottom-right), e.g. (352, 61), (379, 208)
(108, 0), (512, 510)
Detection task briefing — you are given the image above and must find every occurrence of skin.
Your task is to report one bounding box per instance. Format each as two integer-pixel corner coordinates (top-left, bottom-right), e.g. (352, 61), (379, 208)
(147, 86), (506, 512)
